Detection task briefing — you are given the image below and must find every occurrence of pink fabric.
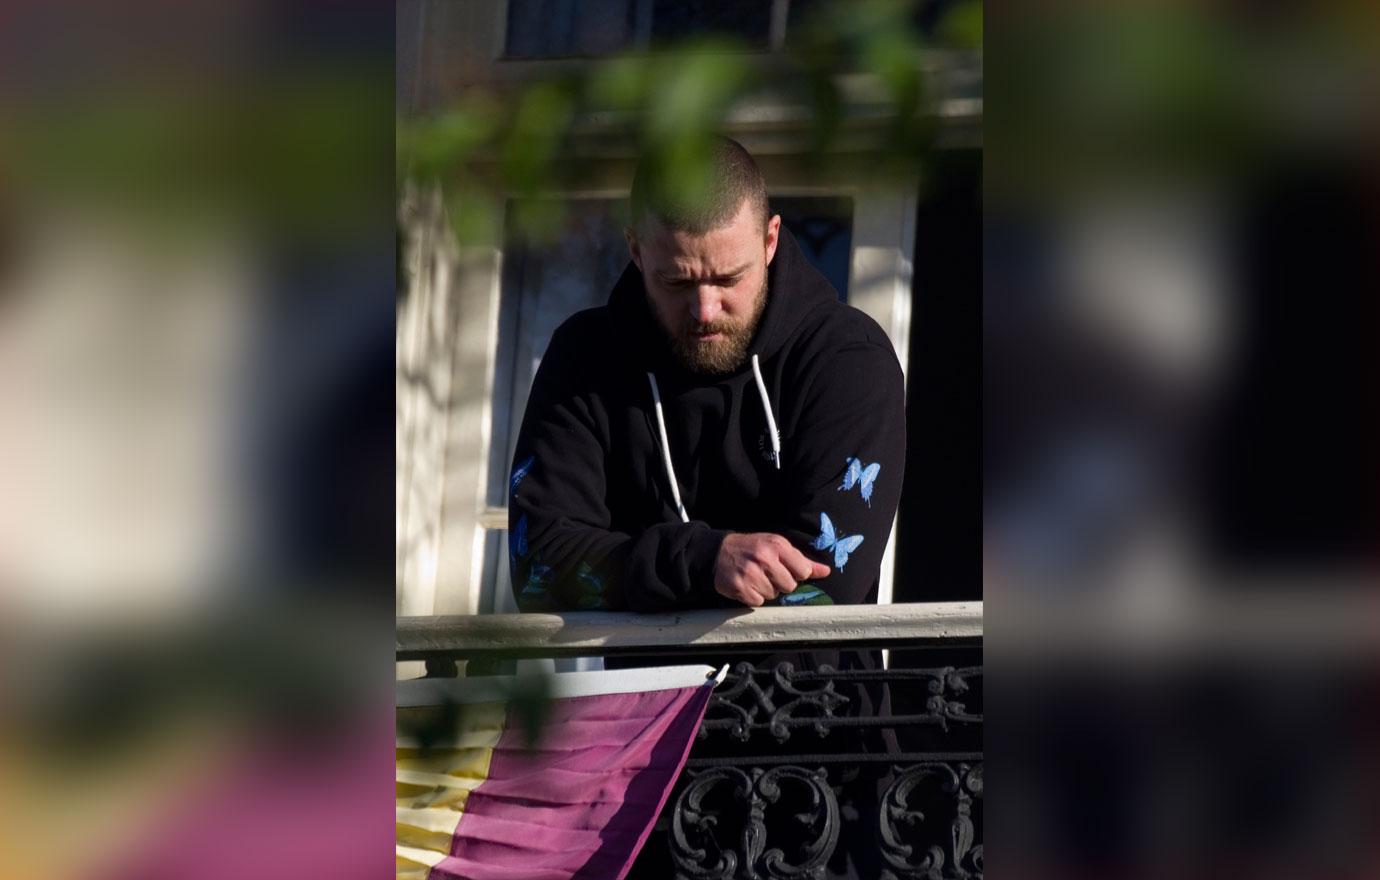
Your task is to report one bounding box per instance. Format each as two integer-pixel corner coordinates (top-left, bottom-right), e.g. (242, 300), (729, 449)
(100, 705), (395, 880)
(428, 682), (713, 880)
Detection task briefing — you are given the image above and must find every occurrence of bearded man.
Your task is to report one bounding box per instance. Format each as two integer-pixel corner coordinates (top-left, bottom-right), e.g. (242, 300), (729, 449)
(507, 136), (905, 616)
(505, 135), (907, 879)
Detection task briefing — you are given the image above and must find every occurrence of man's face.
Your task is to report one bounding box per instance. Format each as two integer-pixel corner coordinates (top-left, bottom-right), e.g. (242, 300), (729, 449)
(626, 198), (782, 375)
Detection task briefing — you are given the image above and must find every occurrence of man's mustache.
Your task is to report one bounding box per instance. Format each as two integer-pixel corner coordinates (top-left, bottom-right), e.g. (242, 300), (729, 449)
(686, 320), (741, 336)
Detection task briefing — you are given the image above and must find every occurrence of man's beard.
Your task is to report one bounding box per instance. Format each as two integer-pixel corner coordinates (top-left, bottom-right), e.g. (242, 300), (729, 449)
(661, 277), (768, 376)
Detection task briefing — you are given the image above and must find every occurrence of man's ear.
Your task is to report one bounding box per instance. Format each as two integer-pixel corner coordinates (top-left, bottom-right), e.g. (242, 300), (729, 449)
(764, 214), (782, 266)
(624, 226), (643, 273)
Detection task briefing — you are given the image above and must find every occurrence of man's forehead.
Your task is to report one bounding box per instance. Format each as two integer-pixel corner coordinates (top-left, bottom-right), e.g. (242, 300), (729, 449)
(641, 220), (760, 276)
(652, 250), (753, 280)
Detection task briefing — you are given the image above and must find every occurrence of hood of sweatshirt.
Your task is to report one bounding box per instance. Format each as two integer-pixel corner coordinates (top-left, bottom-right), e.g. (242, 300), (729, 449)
(605, 226), (840, 381)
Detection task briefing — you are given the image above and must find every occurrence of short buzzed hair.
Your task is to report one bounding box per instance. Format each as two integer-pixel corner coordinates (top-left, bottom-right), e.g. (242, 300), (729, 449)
(629, 136), (769, 236)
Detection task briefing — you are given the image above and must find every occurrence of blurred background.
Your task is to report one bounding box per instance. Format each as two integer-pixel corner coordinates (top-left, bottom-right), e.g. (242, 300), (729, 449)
(3, 0), (1379, 876)
(0, 0), (394, 877)
(983, 2), (1380, 878)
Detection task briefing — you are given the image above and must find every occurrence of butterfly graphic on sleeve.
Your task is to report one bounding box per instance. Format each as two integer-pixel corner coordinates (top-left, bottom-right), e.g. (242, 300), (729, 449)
(776, 584), (835, 606)
(838, 457), (881, 506)
(573, 561), (610, 610)
(811, 512), (865, 571)
(509, 514), (529, 565)
(509, 455), (535, 496)
(518, 563), (553, 610)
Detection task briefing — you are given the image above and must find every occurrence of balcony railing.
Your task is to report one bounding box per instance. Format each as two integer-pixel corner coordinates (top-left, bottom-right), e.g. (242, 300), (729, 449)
(397, 601), (983, 880)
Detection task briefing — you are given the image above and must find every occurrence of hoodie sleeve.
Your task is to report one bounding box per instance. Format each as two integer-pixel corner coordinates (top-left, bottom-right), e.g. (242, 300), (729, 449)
(507, 321), (727, 613)
(771, 340), (907, 606)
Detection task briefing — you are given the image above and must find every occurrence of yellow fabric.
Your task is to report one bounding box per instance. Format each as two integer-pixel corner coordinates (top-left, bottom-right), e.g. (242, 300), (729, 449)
(396, 844), (447, 880)
(395, 700), (505, 878)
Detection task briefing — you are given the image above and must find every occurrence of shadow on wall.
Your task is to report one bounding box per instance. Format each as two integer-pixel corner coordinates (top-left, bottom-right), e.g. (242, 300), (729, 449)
(397, 184), (501, 618)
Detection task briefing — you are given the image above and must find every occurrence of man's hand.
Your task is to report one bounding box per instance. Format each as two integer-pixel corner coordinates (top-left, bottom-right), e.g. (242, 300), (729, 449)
(713, 532), (831, 607)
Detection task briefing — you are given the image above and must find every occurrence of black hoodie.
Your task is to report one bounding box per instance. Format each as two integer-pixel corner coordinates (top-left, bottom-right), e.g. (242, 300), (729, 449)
(506, 226), (906, 615)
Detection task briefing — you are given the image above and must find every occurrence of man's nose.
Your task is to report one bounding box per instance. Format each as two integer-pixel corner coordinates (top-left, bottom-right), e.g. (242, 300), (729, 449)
(692, 288), (722, 325)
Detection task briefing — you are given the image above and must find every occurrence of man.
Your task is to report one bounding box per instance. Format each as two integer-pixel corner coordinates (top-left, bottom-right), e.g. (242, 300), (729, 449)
(507, 137), (905, 615)
(506, 136), (906, 878)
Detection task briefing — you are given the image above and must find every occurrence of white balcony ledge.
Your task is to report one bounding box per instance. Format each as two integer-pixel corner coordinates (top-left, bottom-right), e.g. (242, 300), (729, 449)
(396, 600), (982, 660)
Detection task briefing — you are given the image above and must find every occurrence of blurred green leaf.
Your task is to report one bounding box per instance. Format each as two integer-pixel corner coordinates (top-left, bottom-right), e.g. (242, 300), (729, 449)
(508, 672), (553, 752)
(509, 198), (569, 245)
(503, 83), (577, 195)
(938, 0), (983, 49)
(397, 4), (948, 259)
(402, 101), (501, 180)
(864, 31), (923, 115)
(645, 43), (748, 144)
(586, 55), (651, 112)
(445, 185), (501, 246)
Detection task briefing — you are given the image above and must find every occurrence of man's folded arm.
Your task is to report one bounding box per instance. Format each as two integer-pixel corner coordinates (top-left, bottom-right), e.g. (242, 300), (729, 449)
(768, 342), (907, 606)
(507, 335), (725, 612)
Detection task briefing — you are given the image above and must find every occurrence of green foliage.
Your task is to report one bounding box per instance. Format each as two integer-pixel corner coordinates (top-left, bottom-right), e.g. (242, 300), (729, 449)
(938, 0), (984, 50)
(397, 0), (981, 251)
(396, 668), (554, 753)
(401, 101), (500, 181)
(507, 671), (554, 751)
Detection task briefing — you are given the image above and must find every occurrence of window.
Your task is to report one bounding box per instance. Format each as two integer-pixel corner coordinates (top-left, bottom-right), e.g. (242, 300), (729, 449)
(773, 196), (853, 301)
(503, 0), (963, 59)
(504, 0), (640, 58)
(650, 0), (773, 48)
(505, 0), (780, 58)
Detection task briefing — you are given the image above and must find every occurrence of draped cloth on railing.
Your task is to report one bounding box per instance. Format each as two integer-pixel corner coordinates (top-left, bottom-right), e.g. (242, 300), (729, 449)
(396, 665), (725, 880)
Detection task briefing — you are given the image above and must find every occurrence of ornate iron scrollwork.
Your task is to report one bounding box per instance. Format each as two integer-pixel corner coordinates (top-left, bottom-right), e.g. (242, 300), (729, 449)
(660, 658), (982, 879)
(670, 765), (840, 880)
(879, 762), (983, 880)
(699, 661), (851, 743)
(699, 662), (982, 744)
(925, 668), (982, 730)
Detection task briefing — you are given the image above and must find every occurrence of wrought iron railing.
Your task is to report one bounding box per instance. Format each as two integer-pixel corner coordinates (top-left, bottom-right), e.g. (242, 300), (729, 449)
(397, 602), (983, 880)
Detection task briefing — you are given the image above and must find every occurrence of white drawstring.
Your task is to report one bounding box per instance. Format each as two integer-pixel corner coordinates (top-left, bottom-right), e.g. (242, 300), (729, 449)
(750, 354), (781, 470)
(647, 355), (782, 523)
(646, 372), (690, 523)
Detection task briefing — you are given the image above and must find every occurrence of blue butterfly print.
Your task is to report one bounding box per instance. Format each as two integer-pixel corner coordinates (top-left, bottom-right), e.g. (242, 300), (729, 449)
(811, 512), (865, 571)
(778, 584), (834, 605)
(838, 457), (881, 506)
(509, 514), (529, 563)
(519, 564), (553, 608)
(574, 562), (609, 610)
(510, 455), (535, 495)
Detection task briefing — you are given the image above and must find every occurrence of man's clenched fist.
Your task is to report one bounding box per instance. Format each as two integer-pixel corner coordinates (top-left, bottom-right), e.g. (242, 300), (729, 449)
(713, 532), (831, 607)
